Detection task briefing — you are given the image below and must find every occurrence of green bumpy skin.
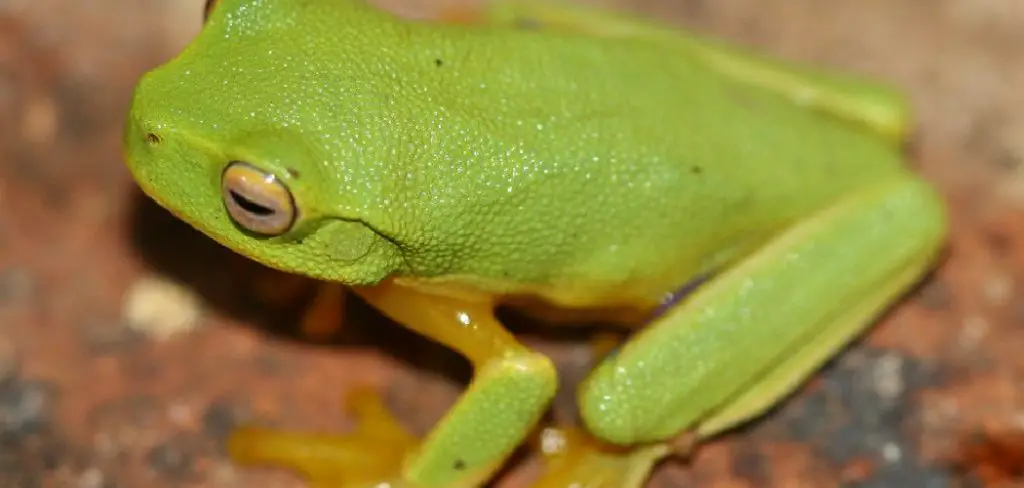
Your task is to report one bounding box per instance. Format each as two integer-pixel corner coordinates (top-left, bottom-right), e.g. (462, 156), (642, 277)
(124, 0), (949, 486)
(128, 0), (915, 305)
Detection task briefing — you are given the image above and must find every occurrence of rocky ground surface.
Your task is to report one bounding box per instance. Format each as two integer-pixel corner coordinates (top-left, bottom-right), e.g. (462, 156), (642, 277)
(1, 0), (1022, 486)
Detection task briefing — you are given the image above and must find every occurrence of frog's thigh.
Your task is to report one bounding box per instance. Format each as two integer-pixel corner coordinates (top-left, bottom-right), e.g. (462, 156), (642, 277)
(354, 282), (558, 486)
(578, 176), (947, 446)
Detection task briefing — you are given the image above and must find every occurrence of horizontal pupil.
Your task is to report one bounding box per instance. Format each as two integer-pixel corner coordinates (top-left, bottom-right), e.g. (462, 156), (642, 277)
(230, 190), (275, 216)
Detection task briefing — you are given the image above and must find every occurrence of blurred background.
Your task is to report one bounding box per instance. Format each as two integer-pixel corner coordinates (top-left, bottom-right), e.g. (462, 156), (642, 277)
(1, 0), (1022, 486)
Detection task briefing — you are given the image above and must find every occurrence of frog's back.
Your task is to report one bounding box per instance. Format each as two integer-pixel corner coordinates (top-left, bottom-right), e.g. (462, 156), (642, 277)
(379, 20), (910, 307)
(125, 0), (909, 311)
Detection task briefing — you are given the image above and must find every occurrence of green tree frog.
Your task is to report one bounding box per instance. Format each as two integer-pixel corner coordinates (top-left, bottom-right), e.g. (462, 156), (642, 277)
(123, 0), (949, 485)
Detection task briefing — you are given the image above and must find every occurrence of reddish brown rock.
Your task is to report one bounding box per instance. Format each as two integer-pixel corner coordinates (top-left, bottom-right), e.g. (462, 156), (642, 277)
(1, 0), (1021, 486)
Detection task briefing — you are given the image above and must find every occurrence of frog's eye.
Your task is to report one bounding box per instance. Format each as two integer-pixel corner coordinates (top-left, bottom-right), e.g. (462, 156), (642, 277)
(221, 161), (297, 236)
(203, 0), (219, 22)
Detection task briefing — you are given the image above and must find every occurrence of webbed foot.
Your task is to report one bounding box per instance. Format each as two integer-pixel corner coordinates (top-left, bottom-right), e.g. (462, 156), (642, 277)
(229, 387), (418, 487)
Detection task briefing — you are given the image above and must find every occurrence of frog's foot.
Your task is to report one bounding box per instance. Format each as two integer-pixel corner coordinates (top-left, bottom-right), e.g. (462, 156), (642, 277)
(529, 426), (670, 488)
(228, 387), (418, 488)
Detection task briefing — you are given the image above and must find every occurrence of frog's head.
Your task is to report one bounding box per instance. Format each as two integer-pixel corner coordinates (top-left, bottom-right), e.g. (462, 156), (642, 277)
(124, 0), (409, 284)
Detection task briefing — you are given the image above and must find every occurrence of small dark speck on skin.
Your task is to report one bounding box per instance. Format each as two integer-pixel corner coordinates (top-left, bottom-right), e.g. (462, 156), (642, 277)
(434, 58), (444, 67)
(286, 167), (301, 178)
(146, 436), (198, 482)
(453, 459), (466, 470)
(691, 166), (704, 175)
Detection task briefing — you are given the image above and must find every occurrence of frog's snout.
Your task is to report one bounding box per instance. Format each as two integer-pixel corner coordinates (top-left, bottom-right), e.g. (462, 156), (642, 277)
(124, 69), (178, 146)
(125, 115), (162, 156)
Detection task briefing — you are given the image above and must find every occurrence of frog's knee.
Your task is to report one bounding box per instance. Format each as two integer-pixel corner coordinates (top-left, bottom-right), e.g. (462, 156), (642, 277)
(578, 393), (634, 445)
(576, 378), (687, 446)
(476, 351), (560, 412)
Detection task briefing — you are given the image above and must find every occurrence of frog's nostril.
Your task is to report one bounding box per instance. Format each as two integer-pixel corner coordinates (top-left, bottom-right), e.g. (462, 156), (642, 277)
(145, 132), (162, 145)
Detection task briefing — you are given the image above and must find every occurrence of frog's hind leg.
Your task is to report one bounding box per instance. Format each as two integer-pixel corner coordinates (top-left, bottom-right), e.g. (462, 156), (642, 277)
(446, 0), (911, 146)
(529, 176), (946, 487)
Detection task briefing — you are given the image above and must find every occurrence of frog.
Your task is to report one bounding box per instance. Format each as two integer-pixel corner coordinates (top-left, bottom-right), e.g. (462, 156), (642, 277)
(122, 0), (949, 486)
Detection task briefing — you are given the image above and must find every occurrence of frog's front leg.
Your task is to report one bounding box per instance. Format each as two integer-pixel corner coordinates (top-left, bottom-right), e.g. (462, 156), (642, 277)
(529, 176), (947, 487)
(229, 280), (558, 487)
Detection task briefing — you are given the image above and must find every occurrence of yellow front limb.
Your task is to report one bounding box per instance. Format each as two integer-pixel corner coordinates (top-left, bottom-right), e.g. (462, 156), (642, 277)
(229, 279), (558, 487)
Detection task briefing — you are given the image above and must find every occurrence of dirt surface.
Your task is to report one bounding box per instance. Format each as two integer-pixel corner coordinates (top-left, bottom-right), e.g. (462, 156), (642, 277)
(1, 0), (1022, 486)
